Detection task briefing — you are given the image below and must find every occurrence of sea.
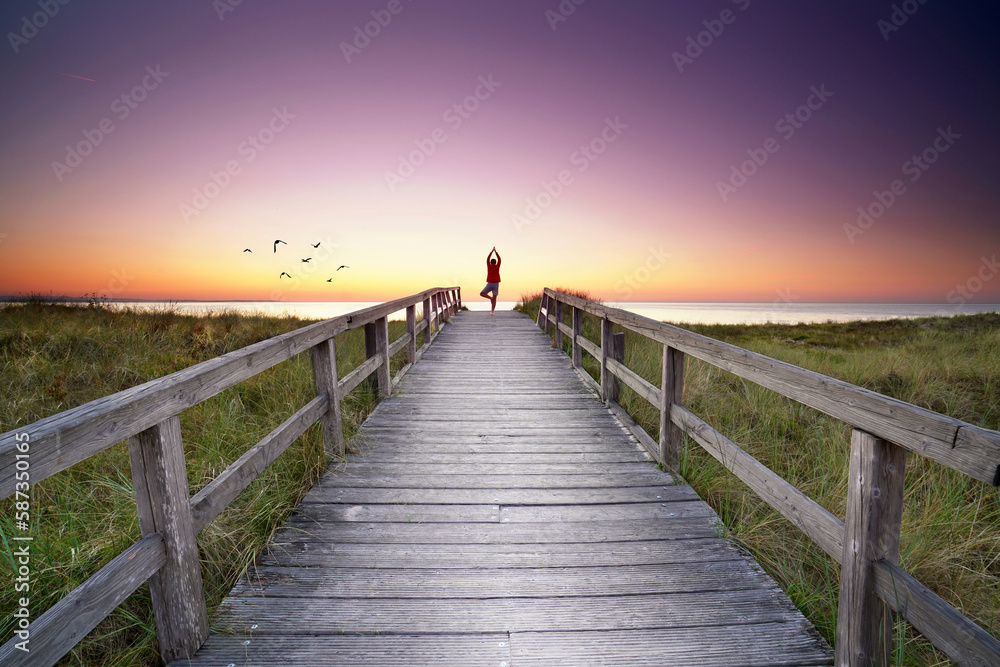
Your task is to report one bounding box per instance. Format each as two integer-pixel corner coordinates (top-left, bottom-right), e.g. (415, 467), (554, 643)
(19, 299), (998, 326)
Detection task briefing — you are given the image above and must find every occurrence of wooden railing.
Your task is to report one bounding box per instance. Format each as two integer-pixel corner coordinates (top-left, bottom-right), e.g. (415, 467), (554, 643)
(537, 288), (1000, 667)
(0, 287), (461, 666)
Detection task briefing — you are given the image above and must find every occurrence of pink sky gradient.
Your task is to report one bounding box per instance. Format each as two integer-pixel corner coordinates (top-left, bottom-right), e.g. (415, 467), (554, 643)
(1, 1), (998, 304)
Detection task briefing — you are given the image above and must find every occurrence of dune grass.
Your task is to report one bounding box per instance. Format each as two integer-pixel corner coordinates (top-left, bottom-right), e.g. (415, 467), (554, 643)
(0, 302), (420, 665)
(4, 296), (998, 665)
(516, 292), (1000, 666)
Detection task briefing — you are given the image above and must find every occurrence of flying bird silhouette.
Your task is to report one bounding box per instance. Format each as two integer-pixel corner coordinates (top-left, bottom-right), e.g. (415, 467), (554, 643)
(301, 258), (311, 263)
(273, 239), (286, 253)
(279, 272), (291, 279)
(311, 242), (321, 248)
(326, 278), (333, 282)
(243, 248), (252, 253)
(337, 265), (349, 270)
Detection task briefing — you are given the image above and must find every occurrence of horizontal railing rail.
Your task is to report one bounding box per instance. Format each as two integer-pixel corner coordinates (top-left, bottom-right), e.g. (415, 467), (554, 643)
(0, 286), (461, 666)
(538, 287), (1000, 666)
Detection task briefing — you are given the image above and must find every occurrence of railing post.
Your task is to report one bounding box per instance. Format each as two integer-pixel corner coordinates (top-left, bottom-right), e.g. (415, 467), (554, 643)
(423, 295), (432, 344)
(456, 287), (462, 310)
(375, 316), (391, 397)
(537, 293), (548, 330)
(363, 320), (385, 395)
(609, 331), (625, 403)
(572, 306), (582, 368)
(659, 345), (685, 470)
(406, 304), (417, 364)
(127, 416), (208, 663)
(311, 337), (344, 459)
(600, 317), (613, 402)
(554, 299), (564, 350)
(836, 429), (906, 667)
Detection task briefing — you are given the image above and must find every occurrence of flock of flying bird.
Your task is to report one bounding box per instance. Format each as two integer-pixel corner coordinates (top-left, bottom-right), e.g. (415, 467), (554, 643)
(243, 240), (349, 282)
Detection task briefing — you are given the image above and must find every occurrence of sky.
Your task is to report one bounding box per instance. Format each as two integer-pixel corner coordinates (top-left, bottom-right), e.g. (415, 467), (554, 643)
(1, 0), (998, 304)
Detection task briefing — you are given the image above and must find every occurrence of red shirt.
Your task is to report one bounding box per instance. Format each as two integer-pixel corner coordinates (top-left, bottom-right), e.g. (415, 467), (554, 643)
(486, 257), (501, 282)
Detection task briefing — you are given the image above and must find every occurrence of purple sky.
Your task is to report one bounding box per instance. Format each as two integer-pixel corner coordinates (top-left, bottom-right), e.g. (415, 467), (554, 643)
(1, 1), (998, 302)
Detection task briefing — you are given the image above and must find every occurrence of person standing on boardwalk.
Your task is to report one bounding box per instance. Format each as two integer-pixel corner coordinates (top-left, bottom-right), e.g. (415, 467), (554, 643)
(480, 247), (501, 314)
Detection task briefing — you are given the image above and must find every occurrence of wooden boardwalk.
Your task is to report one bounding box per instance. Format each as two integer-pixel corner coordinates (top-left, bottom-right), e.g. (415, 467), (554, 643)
(180, 311), (833, 665)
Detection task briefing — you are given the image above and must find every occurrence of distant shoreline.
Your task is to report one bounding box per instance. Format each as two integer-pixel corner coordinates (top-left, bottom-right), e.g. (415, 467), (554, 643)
(3, 295), (997, 306)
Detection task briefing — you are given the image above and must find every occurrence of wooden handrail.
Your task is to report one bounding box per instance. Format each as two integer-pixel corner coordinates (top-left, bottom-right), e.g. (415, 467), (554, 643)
(538, 287), (1000, 666)
(0, 287), (460, 665)
(0, 287), (458, 498)
(541, 289), (1000, 484)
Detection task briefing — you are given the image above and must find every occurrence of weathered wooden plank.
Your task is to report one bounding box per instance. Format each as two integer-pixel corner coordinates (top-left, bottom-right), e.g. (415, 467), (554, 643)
(0, 534), (165, 667)
(211, 589), (812, 634)
(346, 440), (648, 455)
(499, 500), (710, 523)
(350, 429), (641, 443)
(273, 517), (720, 544)
(509, 624), (833, 666)
(304, 484), (688, 505)
(128, 417), (208, 662)
(0, 287), (459, 498)
(190, 396), (327, 533)
(671, 405), (845, 562)
(256, 537), (750, 569)
(334, 461), (659, 476)
(177, 634), (511, 667)
(360, 426), (625, 438)
(543, 289), (1000, 484)
(366, 408), (616, 421)
(234, 561), (768, 599)
(317, 473), (673, 489)
(290, 500), (711, 524)
(348, 451), (651, 465)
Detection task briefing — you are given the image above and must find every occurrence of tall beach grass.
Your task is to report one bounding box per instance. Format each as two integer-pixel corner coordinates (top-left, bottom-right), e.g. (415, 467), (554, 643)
(0, 302), (419, 665)
(516, 292), (1000, 666)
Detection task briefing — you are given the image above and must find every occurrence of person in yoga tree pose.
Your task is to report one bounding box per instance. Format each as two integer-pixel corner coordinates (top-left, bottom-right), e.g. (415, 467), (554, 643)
(480, 247), (501, 314)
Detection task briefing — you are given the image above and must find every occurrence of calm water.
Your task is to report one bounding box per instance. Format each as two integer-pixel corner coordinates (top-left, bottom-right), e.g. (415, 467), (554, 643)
(35, 299), (1000, 325)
